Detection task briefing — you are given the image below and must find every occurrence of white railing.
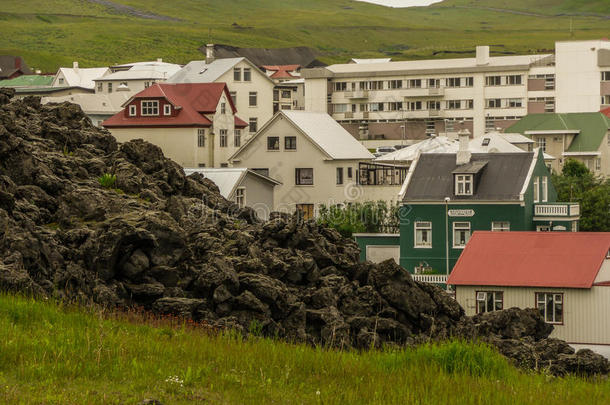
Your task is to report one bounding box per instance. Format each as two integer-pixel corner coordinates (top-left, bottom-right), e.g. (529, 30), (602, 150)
(535, 204), (568, 216)
(570, 204), (580, 216)
(412, 274), (448, 284)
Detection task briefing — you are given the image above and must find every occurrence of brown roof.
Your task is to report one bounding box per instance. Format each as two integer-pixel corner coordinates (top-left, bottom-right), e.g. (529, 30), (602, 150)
(0, 55), (32, 79)
(202, 44), (326, 68)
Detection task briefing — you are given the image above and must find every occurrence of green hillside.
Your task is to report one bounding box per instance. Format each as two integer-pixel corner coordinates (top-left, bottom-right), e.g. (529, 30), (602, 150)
(1, 293), (610, 404)
(0, 0), (608, 72)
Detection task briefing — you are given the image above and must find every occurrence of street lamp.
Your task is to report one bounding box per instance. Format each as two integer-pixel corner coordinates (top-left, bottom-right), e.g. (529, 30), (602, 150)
(445, 197), (450, 290)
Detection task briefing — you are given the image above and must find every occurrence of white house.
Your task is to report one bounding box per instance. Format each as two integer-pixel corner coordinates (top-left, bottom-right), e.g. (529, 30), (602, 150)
(51, 62), (110, 90)
(449, 231), (610, 348)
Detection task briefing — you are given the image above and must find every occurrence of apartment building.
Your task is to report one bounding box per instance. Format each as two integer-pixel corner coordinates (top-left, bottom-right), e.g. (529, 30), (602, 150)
(303, 40), (610, 141)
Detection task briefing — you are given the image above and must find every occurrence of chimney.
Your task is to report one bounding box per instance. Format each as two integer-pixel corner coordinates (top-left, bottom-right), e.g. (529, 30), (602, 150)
(73, 61), (79, 70)
(157, 58), (163, 63)
(14, 57), (21, 69)
(476, 46), (490, 66)
(456, 129), (471, 165)
(206, 44), (215, 64)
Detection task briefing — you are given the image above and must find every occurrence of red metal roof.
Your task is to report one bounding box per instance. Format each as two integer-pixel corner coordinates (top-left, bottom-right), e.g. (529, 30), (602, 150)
(234, 116), (248, 128)
(448, 232), (610, 289)
(601, 106), (610, 118)
(103, 83), (238, 128)
(261, 64), (300, 79)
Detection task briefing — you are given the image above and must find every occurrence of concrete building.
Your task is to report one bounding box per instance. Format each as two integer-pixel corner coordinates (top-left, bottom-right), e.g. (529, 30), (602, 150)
(506, 112), (610, 176)
(167, 57), (275, 139)
(449, 231), (610, 348)
(184, 168), (280, 220)
(103, 83), (248, 168)
(230, 110), (376, 217)
(302, 40), (610, 142)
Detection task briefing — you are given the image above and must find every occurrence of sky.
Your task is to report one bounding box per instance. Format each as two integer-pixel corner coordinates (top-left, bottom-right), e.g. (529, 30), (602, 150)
(355, 0), (442, 7)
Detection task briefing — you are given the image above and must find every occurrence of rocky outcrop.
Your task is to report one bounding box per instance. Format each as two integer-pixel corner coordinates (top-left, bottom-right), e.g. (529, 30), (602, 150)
(0, 93), (607, 376)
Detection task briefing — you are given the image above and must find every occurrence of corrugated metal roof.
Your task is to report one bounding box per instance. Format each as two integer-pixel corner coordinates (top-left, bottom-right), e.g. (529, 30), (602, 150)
(448, 232), (610, 289)
(56, 67), (110, 89)
(166, 58), (243, 83)
(282, 110), (375, 160)
(0, 75), (54, 87)
(403, 152), (534, 201)
(183, 168), (279, 198)
(96, 64), (181, 81)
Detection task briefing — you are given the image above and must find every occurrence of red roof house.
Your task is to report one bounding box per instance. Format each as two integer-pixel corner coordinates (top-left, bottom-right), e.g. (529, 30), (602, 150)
(103, 83), (248, 168)
(261, 65), (301, 80)
(601, 106), (610, 119)
(449, 231), (610, 346)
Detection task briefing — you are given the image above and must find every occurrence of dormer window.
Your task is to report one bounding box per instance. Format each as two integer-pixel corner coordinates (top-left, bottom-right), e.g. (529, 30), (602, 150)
(128, 105), (137, 116)
(141, 100), (159, 116)
(163, 104), (171, 116)
(455, 174), (473, 196)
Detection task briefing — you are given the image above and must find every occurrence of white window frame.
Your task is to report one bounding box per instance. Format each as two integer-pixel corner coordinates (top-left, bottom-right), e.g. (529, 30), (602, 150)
(234, 129), (241, 148)
(197, 128), (205, 147)
(233, 68), (242, 81)
(541, 177), (548, 202)
(243, 68), (252, 82)
(455, 174), (473, 196)
(491, 221), (510, 232)
(452, 222), (471, 249)
(219, 129), (228, 148)
(533, 176), (539, 203)
(163, 104), (171, 116)
(414, 221), (432, 248)
(235, 187), (246, 208)
(128, 105), (137, 116)
(249, 118), (257, 133)
(141, 100), (159, 116)
(536, 292), (563, 324)
(249, 92), (257, 107)
(476, 291), (504, 314)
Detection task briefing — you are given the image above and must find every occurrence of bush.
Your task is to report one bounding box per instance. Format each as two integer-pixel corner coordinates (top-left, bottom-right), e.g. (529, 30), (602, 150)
(98, 173), (117, 189)
(317, 201), (401, 238)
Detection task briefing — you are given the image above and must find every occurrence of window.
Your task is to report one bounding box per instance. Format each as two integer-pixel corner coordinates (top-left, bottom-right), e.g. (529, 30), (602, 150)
(198, 163), (206, 168)
(221, 102), (226, 114)
(347, 167), (353, 179)
(446, 77), (461, 88)
(370, 102), (384, 112)
(428, 78), (441, 88)
(595, 158), (602, 171)
(295, 168), (313, 185)
(164, 104), (171, 116)
(455, 174), (473, 196)
(388, 79), (402, 89)
(281, 90), (291, 98)
(230, 91), (237, 104)
(533, 176), (539, 203)
(234, 129), (241, 148)
(334, 104), (348, 113)
(144, 81), (151, 88)
(221, 163), (228, 168)
(249, 118), (257, 133)
(58, 78), (64, 85)
(235, 187), (246, 208)
(476, 291), (503, 314)
(507, 75), (522, 85)
(334, 82), (347, 91)
(491, 221), (510, 232)
(536, 293), (563, 324)
(248, 92), (257, 107)
(486, 98), (501, 108)
(541, 177), (548, 202)
(97, 82), (103, 92)
(508, 98), (523, 108)
(128, 105), (137, 116)
(243, 68), (251, 81)
(108, 82), (113, 93)
(486, 76), (501, 86)
(296, 203), (314, 220)
(388, 102), (403, 111)
(197, 129), (205, 147)
(427, 101), (440, 111)
(285, 136), (296, 150)
(453, 222), (471, 248)
(267, 136), (280, 150)
(465, 99), (474, 109)
(219, 129), (228, 147)
(536, 137), (546, 152)
(141, 100), (159, 116)
(414, 221), (432, 248)
(253, 168), (270, 177)
(336, 167), (344, 185)
(369, 81), (383, 90)
(408, 101), (422, 111)
(408, 79), (422, 88)
(602, 95), (610, 105)
(464, 77), (474, 87)
(602, 71), (610, 81)
(446, 100), (461, 110)
(233, 68), (242, 81)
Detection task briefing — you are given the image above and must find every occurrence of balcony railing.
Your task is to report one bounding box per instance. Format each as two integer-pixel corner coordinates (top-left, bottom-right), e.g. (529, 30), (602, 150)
(346, 90), (369, 99)
(412, 274), (448, 284)
(534, 203), (580, 217)
(403, 87), (445, 98)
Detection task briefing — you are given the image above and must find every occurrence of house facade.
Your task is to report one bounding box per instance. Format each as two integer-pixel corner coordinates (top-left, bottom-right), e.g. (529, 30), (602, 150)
(505, 112), (610, 176)
(94, 61), (181, 96)
(302, 40), (610, 142)
(448, 232), (610, 346)
(103, 83), (248, 168)
(230, 110), (376, 217)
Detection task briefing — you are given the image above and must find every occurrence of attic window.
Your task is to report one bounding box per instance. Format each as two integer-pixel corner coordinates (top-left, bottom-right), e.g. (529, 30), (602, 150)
(482, 138), (490, 146)
(129, 105), (136, 116)
(141, 100), (159, 116)
(455, 174), (473, 196)
(164, 104), (171, 116)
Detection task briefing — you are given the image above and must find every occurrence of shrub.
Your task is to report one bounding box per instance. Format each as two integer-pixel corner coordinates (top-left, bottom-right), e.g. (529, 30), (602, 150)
(98, 173), (117, 189)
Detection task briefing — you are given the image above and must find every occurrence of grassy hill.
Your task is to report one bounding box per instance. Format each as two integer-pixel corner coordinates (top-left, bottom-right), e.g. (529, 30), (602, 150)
(0, 0), (608, 72)
(1, 293), (610, 404)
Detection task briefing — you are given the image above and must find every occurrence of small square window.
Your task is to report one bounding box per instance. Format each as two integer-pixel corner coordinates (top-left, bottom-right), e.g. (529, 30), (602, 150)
(267, 136), (280, 151)
(491, 221), (510, 232)
(295, 168), (313, 185)
(455, 174), (473, 196)
(285, 136), (297, 150)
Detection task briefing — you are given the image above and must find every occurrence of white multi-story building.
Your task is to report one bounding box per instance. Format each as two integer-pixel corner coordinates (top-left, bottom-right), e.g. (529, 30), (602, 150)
(303, 40), (610, 142)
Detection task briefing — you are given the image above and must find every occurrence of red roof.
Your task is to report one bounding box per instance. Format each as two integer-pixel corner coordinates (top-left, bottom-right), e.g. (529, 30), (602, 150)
(448, 232), (610, 289)
(601, 106), (610, 118)
(235, 116), (248, 128)
(261, 64), (300, 79)
(103, 83), (240, 128)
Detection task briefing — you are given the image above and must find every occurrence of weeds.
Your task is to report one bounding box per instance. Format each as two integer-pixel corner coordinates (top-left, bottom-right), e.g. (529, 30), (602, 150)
(97, 173), (116, 189)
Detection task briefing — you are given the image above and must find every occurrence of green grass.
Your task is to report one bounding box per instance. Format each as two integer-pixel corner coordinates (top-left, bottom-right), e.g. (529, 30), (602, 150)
(0, 0), (609, 72)
(1, 294), (610, 404)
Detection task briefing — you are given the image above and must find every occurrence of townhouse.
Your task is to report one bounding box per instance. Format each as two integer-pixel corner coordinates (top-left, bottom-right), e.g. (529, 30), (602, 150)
(103, 83), (248, 168)
(302, 39), (610, 142)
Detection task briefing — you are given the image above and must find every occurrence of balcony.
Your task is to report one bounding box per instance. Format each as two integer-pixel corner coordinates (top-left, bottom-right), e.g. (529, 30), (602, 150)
(404, 109), (444, 119)
(412, 274), (448, 284)
(346, 90), (369, 99)
(534, 203), (580, 219)
(403, 87), (445, 98)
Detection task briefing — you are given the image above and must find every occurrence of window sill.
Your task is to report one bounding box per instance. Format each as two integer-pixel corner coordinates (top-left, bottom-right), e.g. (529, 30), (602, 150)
(266, 149), (280, 152)
(452, 245), (466, 249)
(414, 245), (433, 249)
(295, 184), (314, 187)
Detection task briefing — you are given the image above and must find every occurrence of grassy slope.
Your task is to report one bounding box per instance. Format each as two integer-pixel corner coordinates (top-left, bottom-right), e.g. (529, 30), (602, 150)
(0, 0), (609, 72)
(1, 294), (610, 404)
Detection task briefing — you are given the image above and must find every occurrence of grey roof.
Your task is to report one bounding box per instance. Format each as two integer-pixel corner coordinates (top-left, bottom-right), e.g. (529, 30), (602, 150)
(0, 55), (32, 78)
(403, 152), (534, 202)
(452, 161), (488, 174)
(202, 44), (326, 68)
(166, 58), (243, 83)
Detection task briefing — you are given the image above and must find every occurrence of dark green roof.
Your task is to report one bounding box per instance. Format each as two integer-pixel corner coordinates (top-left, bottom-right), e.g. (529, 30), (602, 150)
(0, 75), (54, 87)
(505, 112), (610, 152)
